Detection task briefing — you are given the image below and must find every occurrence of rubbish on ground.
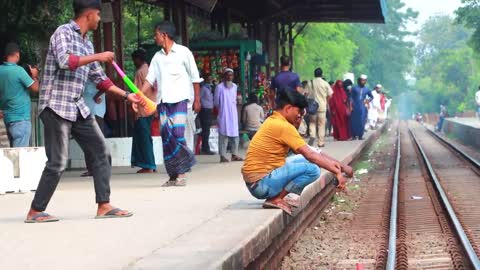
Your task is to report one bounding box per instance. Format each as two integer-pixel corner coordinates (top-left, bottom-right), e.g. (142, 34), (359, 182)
(338, 211), (354, 220)
(411, 195), (423, 200)
(357, 168), (368, 175)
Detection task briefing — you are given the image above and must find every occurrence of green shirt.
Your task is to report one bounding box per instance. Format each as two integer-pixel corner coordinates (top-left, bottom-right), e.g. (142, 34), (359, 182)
(0, 62), (34, 124)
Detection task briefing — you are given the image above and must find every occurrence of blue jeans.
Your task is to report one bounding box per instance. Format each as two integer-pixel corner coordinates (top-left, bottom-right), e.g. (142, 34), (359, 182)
(6, 120), (31, 147)
(247, 155), (321, 199)
(437, 116), (445, 131)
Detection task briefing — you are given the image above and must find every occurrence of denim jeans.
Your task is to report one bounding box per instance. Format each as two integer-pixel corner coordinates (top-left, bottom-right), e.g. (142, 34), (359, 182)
(247, 155), (321, 199)
(31, 108), (111, 211)
(437, 116), (445, 131)
(6, 120), (31, 147)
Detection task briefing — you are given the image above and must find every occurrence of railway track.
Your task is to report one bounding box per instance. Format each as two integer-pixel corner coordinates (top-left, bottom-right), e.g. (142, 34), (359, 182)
(383, 121), (480, 270)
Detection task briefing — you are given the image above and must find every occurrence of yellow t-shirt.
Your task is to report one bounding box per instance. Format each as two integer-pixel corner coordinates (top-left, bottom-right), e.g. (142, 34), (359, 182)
(241, 111), (306, 183)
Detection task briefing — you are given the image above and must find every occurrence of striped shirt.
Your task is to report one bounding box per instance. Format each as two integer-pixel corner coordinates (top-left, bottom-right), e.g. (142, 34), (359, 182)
(39, 20), (111, 122)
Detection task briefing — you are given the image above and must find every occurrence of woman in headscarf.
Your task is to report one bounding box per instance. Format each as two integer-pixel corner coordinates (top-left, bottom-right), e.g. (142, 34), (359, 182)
(329, 80), (351, 141)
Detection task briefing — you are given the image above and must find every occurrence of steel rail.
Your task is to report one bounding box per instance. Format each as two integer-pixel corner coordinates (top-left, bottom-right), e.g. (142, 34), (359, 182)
(385, 128), (401, 270)
(409, 129), (480, 270)
(426, 128), (480, 169)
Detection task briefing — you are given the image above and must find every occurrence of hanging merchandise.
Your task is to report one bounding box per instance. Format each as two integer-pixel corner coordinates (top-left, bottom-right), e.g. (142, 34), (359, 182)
(190, 40), (263, 103)
(194, 49), (242, 87)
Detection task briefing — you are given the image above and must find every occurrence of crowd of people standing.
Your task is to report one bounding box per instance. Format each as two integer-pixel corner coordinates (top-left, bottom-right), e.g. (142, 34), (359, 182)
(258, 60), (392, 147)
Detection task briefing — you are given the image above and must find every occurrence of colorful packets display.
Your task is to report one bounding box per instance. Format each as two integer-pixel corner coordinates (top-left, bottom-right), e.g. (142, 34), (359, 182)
(194, 50), (240, 81)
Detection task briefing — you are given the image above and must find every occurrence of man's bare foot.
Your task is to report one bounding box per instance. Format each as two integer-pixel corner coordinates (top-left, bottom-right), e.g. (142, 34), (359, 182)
(97, 202), (132, 217)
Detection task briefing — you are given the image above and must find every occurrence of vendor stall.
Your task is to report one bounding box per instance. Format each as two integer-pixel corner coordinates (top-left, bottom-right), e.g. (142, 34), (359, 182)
(189, 39), (262, 102)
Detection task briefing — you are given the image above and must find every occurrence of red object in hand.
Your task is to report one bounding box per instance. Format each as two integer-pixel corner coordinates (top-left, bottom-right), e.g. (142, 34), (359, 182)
(356, 263), (364, 270)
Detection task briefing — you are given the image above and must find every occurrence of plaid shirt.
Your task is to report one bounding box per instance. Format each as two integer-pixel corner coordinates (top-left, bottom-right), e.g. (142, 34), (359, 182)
(39, 20), (109, 122)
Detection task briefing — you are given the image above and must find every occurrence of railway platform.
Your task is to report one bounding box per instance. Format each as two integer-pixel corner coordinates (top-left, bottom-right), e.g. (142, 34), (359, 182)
(0, 126), (385, 270)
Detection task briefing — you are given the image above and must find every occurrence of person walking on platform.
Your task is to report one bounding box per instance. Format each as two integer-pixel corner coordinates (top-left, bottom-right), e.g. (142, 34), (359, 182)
(350, 75), (373, 140)
(131, 49), (156, 173)
(0, 42), (40, 147)
(436, 104), (447, 132)
(242, 90), (353, 215)
(268, 56), (302, 109)
(26, 0), (144, 223)
(367, 84), (382, 130)
(141, 21), (202, 187)
(215, 68), (243, 163)
(304, 68), (333, 147)
(475, 86), (480, 120)
(329, 80), (350, 141)
(199, 74), (215, 155)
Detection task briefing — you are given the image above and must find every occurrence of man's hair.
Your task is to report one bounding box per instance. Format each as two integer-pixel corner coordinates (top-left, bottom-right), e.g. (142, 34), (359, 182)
(276, 88), (308, 110)
(314, 67), (323, 78)
(247, 93), (258, 104)
(280, 55), (290, 67)
(73, 0), (101, 18)
(131, 49), (147, 62)
(154, 21), (176, 40)
(4, 42), (20, 58)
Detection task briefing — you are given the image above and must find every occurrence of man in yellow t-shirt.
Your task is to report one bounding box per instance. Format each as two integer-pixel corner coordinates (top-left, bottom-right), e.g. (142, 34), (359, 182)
(242, 89), (352, 215)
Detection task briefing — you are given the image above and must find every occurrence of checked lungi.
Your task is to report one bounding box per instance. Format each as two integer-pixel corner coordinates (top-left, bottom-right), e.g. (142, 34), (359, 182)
(158, 100), (196, 178)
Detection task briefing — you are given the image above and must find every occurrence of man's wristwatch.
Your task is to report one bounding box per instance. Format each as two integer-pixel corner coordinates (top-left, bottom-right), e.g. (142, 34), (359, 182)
(123, 91), (130, 101)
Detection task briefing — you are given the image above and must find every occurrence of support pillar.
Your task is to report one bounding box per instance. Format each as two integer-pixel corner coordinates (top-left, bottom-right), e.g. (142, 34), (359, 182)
(280, 22), (286, 57)
(112, 0), (128, 137)
(288, 22), (294, 70)
(168, 0), (188, 46)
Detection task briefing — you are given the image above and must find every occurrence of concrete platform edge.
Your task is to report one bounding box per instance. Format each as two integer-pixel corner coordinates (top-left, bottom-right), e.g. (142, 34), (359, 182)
(221, 124), (388, 269)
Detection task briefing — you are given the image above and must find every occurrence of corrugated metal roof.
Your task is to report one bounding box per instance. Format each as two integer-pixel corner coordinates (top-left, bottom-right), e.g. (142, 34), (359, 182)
(140, 0), (386, 23)
(185, 0), (218, 12)
(216, 0), (386, 23)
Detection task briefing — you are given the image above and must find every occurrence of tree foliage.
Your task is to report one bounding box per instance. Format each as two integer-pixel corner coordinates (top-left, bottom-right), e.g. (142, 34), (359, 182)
(414, 15), (480, 113)
(0, 0), (73, 64)
(455, 0), (480, 52)
(293, 0), (417, 97)
(294, 24), (357, 81)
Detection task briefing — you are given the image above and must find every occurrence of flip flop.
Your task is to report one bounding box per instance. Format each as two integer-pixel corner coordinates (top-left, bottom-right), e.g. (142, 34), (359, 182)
(80, 171), (92, 177)
(24, 212), (60, 223)
(95, 208), (133, 219)
(161, 178), (187, 187)
(284, 195), (301, 208)
(231, 156), (244, 162)
(263, 200), (293, 216)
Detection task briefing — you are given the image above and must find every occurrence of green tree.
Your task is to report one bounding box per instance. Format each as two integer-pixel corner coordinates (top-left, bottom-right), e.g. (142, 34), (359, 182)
(294, 23), (357, 81)
(293, 0), (417, 97)
(350, 0), (418, 95)
(0, 0), (73, 64)
(455, 0), (480, 52)
(414, 15), (480, 113)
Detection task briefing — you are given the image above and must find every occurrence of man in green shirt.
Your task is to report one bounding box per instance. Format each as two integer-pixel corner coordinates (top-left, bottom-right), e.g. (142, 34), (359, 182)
(0, 42), (39, 147)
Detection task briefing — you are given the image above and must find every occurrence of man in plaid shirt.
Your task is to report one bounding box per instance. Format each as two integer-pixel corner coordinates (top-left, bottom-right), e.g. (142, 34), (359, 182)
(25, 0), (145, 223)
